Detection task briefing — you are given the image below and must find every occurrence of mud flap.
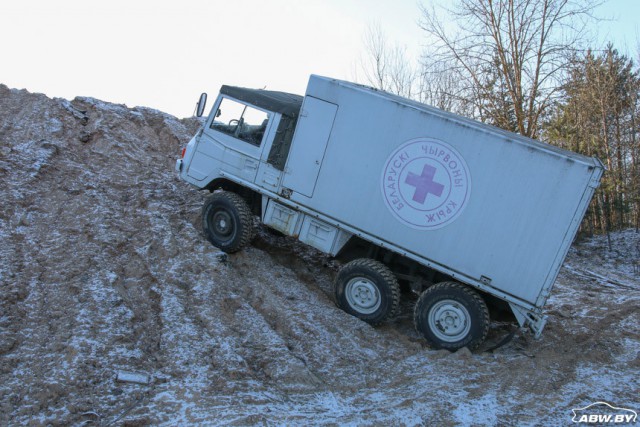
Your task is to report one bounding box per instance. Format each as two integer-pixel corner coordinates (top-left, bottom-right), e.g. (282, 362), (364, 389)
(509, 302), (548, 339)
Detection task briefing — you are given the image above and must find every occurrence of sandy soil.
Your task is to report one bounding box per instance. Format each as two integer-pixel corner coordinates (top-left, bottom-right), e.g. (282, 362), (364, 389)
(0, 84), (638, 426)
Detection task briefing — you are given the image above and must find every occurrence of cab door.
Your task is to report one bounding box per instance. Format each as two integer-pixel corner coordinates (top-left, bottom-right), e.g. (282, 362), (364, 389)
(188, 96), (270, 183)
(255, 112), (302, 193)
(255, 114), (284, 192)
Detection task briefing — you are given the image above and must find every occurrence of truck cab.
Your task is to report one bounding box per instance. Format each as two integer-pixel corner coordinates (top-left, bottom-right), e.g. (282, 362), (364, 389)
(176, 85), (303, 195)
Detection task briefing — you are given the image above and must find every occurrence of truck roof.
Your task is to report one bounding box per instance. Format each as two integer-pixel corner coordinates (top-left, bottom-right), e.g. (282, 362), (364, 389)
(220, 85), (303, 118)
(309, 75), (602, 168)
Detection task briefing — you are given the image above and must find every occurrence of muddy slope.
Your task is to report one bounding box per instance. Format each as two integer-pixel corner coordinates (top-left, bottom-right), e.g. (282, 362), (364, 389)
(0, 85), (638, 425)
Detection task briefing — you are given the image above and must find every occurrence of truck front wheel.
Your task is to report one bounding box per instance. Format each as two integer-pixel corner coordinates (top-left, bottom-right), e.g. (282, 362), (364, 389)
(334, 258), (400, 325)
(414, 282), (489, 351)
(201, 191), (254, 253)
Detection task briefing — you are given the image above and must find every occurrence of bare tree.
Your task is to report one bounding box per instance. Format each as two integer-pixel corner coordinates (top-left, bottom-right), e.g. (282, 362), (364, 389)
(357, 23), (416, 99)
(419, 0), (602, 138)
(356, 23), (465, 112)
(415, 60), (467, 112)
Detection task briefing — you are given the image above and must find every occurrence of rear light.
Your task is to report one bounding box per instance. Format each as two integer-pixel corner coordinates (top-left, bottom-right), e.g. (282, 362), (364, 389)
(181, 147), (186, 158)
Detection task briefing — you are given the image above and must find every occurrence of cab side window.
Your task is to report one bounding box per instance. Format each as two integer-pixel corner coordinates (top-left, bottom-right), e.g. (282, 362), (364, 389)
(210, 98), (269, 146)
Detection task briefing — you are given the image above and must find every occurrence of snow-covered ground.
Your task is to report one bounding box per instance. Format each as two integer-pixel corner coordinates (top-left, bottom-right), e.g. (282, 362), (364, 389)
(0, 84), (638, 426)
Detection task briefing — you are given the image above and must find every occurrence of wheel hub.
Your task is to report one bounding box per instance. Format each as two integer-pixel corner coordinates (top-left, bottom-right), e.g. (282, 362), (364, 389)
(212, 210), (233, 236)
(428, 300), (471, 342)
(345, 278), (381, 314)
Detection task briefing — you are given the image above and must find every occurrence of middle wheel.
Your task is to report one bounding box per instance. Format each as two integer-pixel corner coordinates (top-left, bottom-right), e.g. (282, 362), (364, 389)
(334, 258), (400, 325)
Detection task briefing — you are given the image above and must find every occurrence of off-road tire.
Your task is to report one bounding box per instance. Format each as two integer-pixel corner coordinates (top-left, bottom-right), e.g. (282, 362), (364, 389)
(202, 191), (254, 253)
(334, 258), (400, 325)
(414, 281), (490, 351)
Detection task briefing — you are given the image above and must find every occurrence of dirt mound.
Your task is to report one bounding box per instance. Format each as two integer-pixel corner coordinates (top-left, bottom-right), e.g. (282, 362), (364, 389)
(1, 84), (638, 425)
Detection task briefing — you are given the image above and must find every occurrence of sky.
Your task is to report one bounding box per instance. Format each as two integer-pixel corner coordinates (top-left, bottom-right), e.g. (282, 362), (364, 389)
(1, 0), (638, 118)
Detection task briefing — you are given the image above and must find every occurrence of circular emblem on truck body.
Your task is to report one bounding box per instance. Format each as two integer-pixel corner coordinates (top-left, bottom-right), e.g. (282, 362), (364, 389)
(381, 138), (471, 230)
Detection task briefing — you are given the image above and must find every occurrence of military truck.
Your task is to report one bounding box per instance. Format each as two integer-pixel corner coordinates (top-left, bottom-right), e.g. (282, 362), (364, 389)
(176, 75), (603, 350)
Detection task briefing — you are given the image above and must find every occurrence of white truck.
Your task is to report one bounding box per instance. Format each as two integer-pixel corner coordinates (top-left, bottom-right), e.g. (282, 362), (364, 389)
(176, 75), (603, 350)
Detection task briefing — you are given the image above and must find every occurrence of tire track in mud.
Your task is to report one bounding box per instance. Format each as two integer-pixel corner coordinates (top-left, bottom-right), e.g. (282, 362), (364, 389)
(218, 242), (425, 389)
(197, 228), (640, 425)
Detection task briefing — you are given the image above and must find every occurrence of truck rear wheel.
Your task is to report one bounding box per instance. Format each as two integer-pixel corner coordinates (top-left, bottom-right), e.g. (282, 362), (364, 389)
(334, 258), (400, 325)
(414, 282), (489, 351)
(202, 191), (254, 253)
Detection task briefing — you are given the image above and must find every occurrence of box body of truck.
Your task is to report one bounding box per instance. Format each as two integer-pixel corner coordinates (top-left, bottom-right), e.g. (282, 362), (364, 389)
(176, 75), (603, 350)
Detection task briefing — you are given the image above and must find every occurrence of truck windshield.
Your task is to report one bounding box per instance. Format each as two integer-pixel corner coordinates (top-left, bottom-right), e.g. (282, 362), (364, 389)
(210, 97), (269, 146)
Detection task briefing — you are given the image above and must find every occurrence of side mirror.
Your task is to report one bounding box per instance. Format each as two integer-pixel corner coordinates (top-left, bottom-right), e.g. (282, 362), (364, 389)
(196, 93), (207, 117)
